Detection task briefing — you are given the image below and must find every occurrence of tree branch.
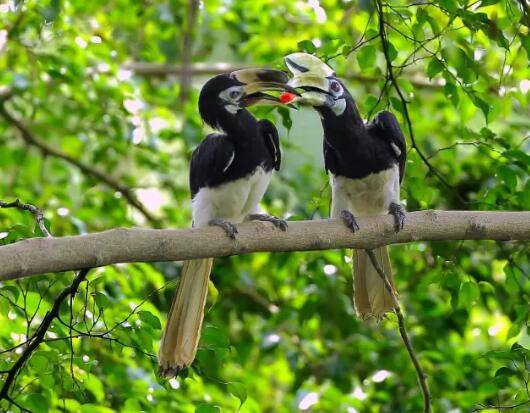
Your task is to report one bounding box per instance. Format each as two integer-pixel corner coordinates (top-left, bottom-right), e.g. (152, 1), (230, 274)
(0, 199), (51, 237)
(0, 103), (160, 226)
(179, 0), (200, 105)
(0, 210), (528, 281)
(123, 62), (444, 90)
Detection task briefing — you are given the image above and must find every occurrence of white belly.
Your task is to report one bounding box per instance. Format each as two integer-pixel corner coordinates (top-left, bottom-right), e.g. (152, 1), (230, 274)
(330, 165), (400, 218)
(191, 167), (272, 227)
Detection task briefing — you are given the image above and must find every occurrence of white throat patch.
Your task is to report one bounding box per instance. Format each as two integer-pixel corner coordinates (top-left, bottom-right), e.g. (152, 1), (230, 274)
(332, 98), (346, 116)
(225, 104), (239, 114)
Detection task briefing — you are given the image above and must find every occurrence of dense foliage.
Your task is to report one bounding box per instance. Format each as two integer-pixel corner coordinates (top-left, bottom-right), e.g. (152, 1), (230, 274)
(0, 0), (529, 412)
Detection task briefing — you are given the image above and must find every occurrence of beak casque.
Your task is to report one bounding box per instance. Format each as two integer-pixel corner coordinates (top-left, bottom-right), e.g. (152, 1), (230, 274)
(284, 52), (334, 77)
(283, 53), (336, 107)
(230, 68), (294, 106)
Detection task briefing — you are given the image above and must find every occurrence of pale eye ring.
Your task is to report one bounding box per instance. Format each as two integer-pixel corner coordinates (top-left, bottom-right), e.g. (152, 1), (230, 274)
(229, 90), (241, 99)
(330, 80), (341, 94)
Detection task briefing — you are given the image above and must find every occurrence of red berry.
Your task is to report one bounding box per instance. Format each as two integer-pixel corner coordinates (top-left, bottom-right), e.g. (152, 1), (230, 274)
(279, 92), (296, 104)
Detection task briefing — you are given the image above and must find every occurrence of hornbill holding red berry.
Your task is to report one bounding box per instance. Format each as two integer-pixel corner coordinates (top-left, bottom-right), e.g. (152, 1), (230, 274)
(158, 69), (292, 377)
(281, 53), (407, 319)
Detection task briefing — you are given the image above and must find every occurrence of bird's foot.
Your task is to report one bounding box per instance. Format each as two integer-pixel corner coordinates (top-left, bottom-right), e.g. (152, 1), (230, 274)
(247, 213), (288, 231)
(341, 210), (360, 232)
(209, 218), (238, 239)
(388, 202), (406, 232)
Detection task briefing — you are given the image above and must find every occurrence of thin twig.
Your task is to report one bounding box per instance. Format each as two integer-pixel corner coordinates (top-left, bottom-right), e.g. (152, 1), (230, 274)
(0, 103), (160, 226)
(375, 0), (471, 206)
(365, 249), (432, 413)
(0, 268), (90, 402)
(0, 199), (51, 237)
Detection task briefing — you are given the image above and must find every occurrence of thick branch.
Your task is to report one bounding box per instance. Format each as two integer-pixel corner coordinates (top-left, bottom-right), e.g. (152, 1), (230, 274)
(179, 0), (200, 105)
(0, 210), (528, 281)
(123, 62), (443, 90)
(0, 103), (160, 226)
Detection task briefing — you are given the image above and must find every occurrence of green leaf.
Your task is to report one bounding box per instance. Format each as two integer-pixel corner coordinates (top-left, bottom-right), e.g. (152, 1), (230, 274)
(138, 310), (161, 329)
(478, 281), (495, 294)
(470, 94), (491, 121)
(478, 0), (500, 6)
(387, 42), (398, 62)
(497, 165), (517, 191)
(24, 394), (50, 413)
(427, 58), (444, 79)
(228, 382), (248, 408)
(84, 373), (105, 402)
(196, 404), (221, 413)
(297, 40), (316, 54)
(494, 366), (518, 378)
(0, 285), (19, 302)
(458, 281), (480, 309)
(389, 97), (404, 115)
(201, 326), (230, 348)
(443, 81), (459, 107)
(356, 46), (376, 70)
(30, 354), (49, 371)
(93, 291), (110, 309)
(277, 106), (293, 131)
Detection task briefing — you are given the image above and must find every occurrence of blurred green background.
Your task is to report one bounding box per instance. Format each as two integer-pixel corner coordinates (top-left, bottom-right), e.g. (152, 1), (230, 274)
(0, 0), (529, 412)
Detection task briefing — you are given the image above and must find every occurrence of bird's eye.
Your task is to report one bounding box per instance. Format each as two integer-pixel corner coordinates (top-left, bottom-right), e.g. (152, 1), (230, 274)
(330, 80), (341, 94)
(229, 90), (241, 99)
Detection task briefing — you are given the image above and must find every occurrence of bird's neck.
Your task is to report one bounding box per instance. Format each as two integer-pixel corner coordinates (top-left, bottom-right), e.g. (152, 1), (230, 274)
(318, 99), (369, 149)
(215, 108), (259, 142)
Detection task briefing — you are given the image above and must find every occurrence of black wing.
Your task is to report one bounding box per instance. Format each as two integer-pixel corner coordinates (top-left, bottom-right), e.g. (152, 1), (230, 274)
(323, 139), (338, 175)
(372, 111), (407, 182)
(189, 133), (235, 198)
(259, 119), (281, 171)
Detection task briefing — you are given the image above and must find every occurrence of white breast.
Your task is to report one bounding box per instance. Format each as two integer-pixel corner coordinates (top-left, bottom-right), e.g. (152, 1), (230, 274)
(330, 165), (400, 218)
(192, 167), (272, 227)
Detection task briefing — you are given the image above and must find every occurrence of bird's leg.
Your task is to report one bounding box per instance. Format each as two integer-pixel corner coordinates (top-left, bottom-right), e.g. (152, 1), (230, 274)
(209, 218), (238, 239)
(246, 214), (288, 231)
(388, 202), (406, 232)
(340, 210), (360, 232)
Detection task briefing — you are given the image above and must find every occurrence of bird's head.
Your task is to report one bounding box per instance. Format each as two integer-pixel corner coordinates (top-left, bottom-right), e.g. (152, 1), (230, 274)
(198, 69), (292, 129)
(280, 53), (352, 117)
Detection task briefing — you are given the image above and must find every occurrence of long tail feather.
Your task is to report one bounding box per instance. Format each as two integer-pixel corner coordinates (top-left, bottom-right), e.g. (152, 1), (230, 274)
(158, 258), (214, 377)
(353, 247), (394, 319)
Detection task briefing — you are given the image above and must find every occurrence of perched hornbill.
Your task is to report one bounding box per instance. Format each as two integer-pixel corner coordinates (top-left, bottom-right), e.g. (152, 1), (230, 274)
(281, 53), (407, 319)
(158, 69), (292, 377)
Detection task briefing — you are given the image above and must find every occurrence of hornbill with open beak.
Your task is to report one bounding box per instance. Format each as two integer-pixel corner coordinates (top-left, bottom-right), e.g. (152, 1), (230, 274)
(281, 53), (407, 319)
(158, 69), (292, 377)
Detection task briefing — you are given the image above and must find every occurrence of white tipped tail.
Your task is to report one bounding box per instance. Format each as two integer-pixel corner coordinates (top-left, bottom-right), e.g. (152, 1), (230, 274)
(158, 258), (214, 377)
(353, 247), (395, 319)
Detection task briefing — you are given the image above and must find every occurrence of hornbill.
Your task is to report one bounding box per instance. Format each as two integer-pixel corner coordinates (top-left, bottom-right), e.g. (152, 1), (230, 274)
(281, 53), (407, 319)
(158, 69), (292, 377)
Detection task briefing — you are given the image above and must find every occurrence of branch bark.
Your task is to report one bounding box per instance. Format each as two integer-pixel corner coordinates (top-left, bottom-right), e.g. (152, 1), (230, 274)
(123, 62), (444, 90)
(0, 210), (528, 281)
(178, 0), (200, 105)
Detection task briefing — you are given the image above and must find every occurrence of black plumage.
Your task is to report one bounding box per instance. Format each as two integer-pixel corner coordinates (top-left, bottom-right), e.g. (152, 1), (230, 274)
(190, 75), (281, 198)
(317, 79), (406, 182)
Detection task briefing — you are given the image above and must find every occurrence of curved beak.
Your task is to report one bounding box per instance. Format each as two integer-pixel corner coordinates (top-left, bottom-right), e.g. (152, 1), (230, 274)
(282, 53), (335, 108)
(230, 68), (299, 107)
(285, 73), (333, 107)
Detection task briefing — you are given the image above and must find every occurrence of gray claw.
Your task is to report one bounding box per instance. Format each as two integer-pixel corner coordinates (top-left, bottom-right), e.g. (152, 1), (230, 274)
(247, 214), (288, 231)
(388, 202), (406, 233)
(209, 219), (238, 239)
(341, 210), (359, 232)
